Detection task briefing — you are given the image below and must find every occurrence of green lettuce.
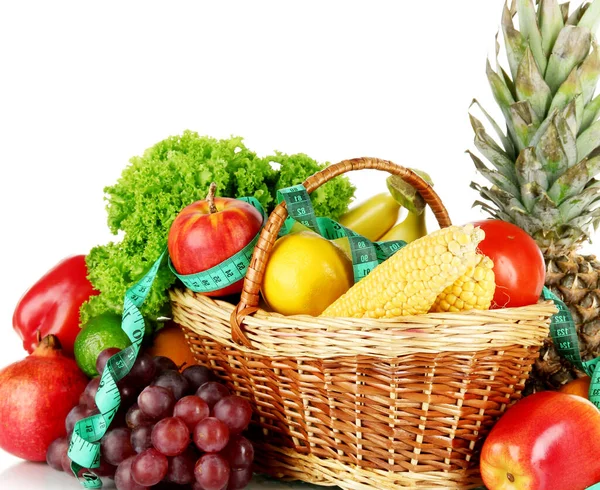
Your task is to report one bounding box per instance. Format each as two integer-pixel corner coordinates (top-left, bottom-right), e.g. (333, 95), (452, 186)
(81, 131), (355, 323)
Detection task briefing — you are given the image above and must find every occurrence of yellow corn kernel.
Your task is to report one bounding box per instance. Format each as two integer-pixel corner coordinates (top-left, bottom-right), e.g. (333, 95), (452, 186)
(320, 225), (484, 318)
(429, 254), (495, 313)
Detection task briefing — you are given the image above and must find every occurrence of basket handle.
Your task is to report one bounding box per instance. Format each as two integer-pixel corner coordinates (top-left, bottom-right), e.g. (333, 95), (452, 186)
(230, 157), (452, 347)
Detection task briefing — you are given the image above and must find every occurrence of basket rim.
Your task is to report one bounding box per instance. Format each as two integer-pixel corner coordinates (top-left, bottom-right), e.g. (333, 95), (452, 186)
(170, 287), (556, 360)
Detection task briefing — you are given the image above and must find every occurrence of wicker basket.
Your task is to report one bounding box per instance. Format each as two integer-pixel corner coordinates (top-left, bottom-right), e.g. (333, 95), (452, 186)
(170, 157), (556, 489)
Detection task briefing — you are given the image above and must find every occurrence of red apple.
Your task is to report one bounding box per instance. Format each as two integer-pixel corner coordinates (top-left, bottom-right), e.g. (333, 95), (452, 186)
(168, 184), (263, 296)
(480, 391), (600, 490)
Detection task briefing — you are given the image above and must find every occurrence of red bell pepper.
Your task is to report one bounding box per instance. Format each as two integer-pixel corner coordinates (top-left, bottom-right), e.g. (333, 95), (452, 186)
(12, 255), (100, 357)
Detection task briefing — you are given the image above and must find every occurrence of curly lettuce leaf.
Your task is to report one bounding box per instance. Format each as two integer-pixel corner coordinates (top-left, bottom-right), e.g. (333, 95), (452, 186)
(81, 132), (354, 323)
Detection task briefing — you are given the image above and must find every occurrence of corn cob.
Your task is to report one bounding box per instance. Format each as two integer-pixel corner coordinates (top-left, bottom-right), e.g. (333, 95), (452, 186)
(321, 224), (484, 318)
(429, 254), (495, 313)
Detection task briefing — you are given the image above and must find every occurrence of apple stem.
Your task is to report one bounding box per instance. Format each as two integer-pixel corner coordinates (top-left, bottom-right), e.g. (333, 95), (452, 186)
(207, 182), (218, 214)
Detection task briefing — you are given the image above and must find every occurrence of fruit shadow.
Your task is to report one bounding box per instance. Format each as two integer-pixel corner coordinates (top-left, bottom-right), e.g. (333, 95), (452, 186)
(0, 462), (330, 489)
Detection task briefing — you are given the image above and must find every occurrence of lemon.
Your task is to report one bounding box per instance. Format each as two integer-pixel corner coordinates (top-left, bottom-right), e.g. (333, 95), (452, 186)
(261, 231), (354, 316)
(74, 313), (132, 377)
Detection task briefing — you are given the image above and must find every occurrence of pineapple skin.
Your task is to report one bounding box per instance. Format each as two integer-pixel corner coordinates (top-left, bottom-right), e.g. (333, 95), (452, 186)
(525, 253), (600, 394)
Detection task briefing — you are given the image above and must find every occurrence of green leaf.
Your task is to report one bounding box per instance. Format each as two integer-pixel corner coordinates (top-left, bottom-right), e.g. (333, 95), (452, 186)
(487, 60), (516, 114)
(567, 3), (586, 25)
(536, 113), (571, 183)
(530, 184), (561, 224)
(515, 146), (550, 189)
(577, 119), (600, 159)
(558, 180), (600, 220)
(548, 147), (600, 202)
(521, 181), (541, 211)
(510, 101), (541, 147)
(560, 2), (571, 23)
(470, 99), (516, 158)
(530, 108), (559, 147)
(503, 4), (529, 79)
(578, 42), (600, 104)
(468, 150), (521, 196)
(582, 93), (600, 131)
(545, 26), (592, 94)
(471, 181), (528, 218)
(470, 113), (519, 181)
(579, 0), (600, 32)
(472, 197), (511, 220)
(539, 0), (566, 55)
(569, 208), (600, 237)
(562, 98), (579, 136)
(516, 47), (553, 119)
(549, 67), (584, 119)
(555, 108), (578, 167)
(517, 0), (548, 73)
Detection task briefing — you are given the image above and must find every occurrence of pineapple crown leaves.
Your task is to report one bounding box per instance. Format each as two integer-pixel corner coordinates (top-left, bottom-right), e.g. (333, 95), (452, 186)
(470, 0), (600, 253)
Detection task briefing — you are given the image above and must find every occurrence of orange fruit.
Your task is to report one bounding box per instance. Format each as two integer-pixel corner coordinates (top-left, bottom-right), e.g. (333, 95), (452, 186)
(559, 376), (591, 399)
(148, 322), (197, 370)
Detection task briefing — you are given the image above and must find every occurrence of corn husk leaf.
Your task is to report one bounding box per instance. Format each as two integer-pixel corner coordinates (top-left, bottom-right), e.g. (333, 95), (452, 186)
(470, 99), (516, 158)
(558, 180), (600, 221)
(516, 47), (553, 119)
(579, 42), (600, 104)
(549, 67), (585, 128)
(545, 26), (592, 93)
(536, 113), (572, 182)
(503, 5), (529, 79)
(548, 147), (600, 202)
(577, 119), (600, 159)
(582, 93), (600, 131)
(539, 0), (566, 55)
(515, 146), (550, 189)
(579, 0), (600, 31)
(518, 0), (548, 73)
(469, 151), (521, 196)
(470, 113), (519, 181)
(510, 101), (541, 147)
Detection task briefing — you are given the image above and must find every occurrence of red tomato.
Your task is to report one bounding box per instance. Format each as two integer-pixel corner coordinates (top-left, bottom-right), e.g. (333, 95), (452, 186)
(472, 220), (545, 308)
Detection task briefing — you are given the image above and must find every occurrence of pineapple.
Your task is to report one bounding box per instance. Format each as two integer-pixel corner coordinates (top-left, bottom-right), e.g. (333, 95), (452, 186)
(469, 0), (600, 392)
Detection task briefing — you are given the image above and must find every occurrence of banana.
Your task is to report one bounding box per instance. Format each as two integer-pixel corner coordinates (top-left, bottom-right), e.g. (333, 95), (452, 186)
(379, 208), (427, 243)
(338, 193), (400, 241)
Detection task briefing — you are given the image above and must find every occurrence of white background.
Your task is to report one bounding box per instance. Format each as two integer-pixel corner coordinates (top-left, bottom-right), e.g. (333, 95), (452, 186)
(0, 1), (598, 488)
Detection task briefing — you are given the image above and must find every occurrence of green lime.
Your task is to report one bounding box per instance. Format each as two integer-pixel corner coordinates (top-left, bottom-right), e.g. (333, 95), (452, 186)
(74, 313), (132, 377)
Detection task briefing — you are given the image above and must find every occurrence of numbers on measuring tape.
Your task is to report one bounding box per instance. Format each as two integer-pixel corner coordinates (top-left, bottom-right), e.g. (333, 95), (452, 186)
(542, 286), (600, 410)
(169, 197), (267, 293)
(68, 252), (167, 488)
(276, 184), (407, 283)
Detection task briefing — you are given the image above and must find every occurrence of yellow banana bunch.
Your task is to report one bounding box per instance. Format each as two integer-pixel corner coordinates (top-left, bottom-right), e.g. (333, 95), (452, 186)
(338, 193), (400, 241)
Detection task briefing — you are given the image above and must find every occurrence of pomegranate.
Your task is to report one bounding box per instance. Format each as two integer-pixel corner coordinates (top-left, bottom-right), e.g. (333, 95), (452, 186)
(0, 335), (88, 461)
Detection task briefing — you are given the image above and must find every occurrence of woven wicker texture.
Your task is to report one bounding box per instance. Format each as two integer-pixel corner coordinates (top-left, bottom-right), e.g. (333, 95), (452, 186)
(170, 158), (556, 489)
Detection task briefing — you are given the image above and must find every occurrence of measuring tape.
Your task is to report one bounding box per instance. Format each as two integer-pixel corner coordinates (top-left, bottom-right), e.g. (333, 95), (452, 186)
(170, 186), (407, 288)
(168, 197), (267, 292)
(543, 287), (600, 408)
(67, 185), (406, 487)
(68, 251), (167, 488)
(276, 185), (406, 282)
